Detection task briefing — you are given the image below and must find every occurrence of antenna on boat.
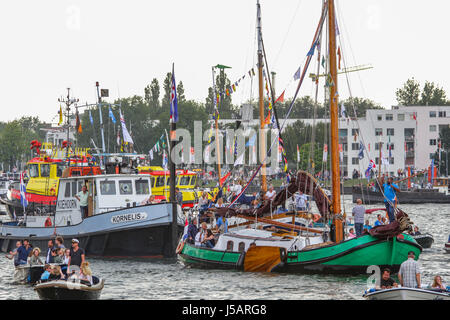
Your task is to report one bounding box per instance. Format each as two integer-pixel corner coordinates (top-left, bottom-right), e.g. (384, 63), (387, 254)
(95, 82), (107, 154)
(58, 88), (79, 159)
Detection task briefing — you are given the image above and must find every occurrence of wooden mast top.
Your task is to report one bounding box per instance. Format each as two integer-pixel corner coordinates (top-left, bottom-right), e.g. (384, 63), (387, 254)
(328, 0), (343, 242)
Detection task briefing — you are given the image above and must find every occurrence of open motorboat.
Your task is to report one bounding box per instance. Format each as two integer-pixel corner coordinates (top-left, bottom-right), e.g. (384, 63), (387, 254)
(411, 233), (434, 249)
(34, 276), (104, 300)
(363, 287), (450, 300)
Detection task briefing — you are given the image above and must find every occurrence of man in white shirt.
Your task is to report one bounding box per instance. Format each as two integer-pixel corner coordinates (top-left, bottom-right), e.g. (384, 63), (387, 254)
(294, 191), (308, 211)
(265, 185), (277, 201)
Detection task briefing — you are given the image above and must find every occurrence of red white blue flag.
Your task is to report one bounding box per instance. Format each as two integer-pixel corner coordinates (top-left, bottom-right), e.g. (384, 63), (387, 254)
(170, 64), (178, 123)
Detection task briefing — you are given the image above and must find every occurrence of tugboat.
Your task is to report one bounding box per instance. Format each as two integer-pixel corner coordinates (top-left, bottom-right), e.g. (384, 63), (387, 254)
(0, 173), (185, 258)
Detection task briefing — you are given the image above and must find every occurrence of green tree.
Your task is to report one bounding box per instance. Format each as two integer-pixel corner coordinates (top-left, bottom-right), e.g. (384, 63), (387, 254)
(395, 78), (421, 106)
(420, 81), (448, 106)
(341, 97), (383, 117)
(144, 78), (160, 109)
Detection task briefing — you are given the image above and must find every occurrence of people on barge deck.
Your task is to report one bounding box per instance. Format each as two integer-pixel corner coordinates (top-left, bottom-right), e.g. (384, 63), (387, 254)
(75, 185), (89, 219)
(352, 198), (366, 237)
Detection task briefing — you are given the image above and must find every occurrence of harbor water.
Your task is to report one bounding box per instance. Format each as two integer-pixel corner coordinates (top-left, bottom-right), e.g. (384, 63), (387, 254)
(1, 197), (448, 300)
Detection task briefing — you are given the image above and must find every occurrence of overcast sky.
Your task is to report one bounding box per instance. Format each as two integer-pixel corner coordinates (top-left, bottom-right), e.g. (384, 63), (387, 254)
(1, 0), (449, 124)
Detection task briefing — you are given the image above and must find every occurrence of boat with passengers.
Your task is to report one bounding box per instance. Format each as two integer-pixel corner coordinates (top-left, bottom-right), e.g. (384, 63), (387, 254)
(0, 173), (184, 258)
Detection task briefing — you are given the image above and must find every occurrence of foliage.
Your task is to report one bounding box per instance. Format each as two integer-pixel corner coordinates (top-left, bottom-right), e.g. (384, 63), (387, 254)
(396, 78), (449, 106)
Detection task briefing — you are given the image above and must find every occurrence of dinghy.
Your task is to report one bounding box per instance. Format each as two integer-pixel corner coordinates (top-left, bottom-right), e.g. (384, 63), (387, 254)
(34, 276), (104, 300)
(363, 287), (450, 300)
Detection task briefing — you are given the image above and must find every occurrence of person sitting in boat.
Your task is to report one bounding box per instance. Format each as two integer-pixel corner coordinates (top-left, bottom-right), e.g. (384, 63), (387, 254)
(363, 220), (372, 232)
(214, 197), (226, 208)
(430, 275), (446, 291)
(28, 247), (43, 266)
(184, 218), (198, 244)
(201, 229), (216, 249)
(54, 248), (65, 264)
(265, 185), (277, 201)
(63, 249), (71, 265)
(141, 194), (157, 205)
(347, 228), (356, 239)
(198, 191), (210, 215)
(195, 222), (208, 246)
(40, 264), (52, 282)
(79, 261), (93, 285)
(6, 240), (22, 267)
(45, 239), (56, 264)
(377, 175), (400, 224)
(294, 191), (309, 212)
(374, 214), (384, 227)
(215, 215), (228, 234)
(377, 268), (398, 290)
(49, 265), (65, 281)
(410, 226), (421, 236)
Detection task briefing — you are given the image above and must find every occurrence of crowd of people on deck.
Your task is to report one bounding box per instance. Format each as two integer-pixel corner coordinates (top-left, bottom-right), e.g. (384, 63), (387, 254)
(5, 236), (94, 285)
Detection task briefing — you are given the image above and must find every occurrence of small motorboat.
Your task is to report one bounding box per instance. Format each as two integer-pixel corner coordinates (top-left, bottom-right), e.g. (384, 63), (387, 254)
(445, 239), (450, 253)
(34, 276), (105, 300)
(412, 233), (434, 249)
(363, 287), (450, 300)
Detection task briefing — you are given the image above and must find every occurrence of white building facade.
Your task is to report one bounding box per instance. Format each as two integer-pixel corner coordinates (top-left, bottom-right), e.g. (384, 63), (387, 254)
(339, 106), (449, 177)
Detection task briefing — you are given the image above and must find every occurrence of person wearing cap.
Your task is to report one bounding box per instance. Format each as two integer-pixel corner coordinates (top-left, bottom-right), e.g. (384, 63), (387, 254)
(68, 239), (85, 270)
(398, 251), (421, 288)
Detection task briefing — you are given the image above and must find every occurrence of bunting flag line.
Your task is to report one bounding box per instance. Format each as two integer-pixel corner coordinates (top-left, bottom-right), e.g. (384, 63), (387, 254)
(275, 90), (285, 104)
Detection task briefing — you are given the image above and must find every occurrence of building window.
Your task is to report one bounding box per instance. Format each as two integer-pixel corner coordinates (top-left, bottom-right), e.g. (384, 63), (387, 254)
(386, 114), (393, 121)
(375, 128), (383, 136)
(351, 143), (359, 150)
(387, 128), (395, 136)
(389, 158), (394, 165)
(397, 114), (405, 121)
(351, 128), (359, 136)
(375, 142), (383, 150)
(429, 111), (436, 118)
(430, 139), (437, 146)
(386, 143), (394, 150)
(377, 114), (382, 121)
(438, 111), (446, 118)
(352, 157), (359, 165)
(430, 153), (435, 159)
(429, 125), (437, 132)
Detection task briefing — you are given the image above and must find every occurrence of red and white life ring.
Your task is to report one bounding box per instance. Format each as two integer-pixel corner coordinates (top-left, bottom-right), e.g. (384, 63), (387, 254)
(175, 241), (185, 254)
(44, 217), (52, 227)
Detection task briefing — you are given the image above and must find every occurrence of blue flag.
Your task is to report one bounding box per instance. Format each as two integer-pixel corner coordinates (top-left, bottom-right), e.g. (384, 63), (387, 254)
(358, 141), (365, 160)
(109, 107), (116, 124)
(170, 64), (178, 123)
(246, 134), (257, 147)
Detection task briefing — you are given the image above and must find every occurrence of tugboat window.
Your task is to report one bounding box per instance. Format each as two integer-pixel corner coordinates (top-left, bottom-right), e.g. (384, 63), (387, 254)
(155, 177), (165, 187)
(135, 180), (149, 195)
(64, 183), (71, 198)
(179, 176), (190, 186)
(238, 242), (245, 252)
(100, 181), (116, 195)
(119, 180), (133, 195)
(40, 164), (50, 177)
(227, 241), (234, 251)
(28, 164), (39, 178)
(71, 181), (77, 196)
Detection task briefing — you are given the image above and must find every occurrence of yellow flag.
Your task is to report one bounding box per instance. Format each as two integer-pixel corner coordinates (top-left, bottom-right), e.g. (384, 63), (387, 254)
(58, 105), (63, 125)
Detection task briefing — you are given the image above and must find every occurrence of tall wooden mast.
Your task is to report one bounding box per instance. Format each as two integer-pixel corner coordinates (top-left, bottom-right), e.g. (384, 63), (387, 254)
(328, 0), (343, 242)
(257, 0), (267, 193)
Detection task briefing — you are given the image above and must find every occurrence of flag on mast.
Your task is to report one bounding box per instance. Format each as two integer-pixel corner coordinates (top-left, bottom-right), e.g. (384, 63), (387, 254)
(109, 107), (116, 124)
(119, 109), (134, 144)
(58, 105), (63, 126)
(170, 64), (178, 123)
(297, 144), (300, 163)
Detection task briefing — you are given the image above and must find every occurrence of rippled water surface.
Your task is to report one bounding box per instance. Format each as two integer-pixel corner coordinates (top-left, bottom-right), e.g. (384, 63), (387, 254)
(1, 198), (448, 300)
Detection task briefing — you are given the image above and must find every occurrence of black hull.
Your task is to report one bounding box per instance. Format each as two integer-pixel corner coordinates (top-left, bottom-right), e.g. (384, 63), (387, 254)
(35, 287), (102, 300)
(412, 234), (434, 249)
(0, 224), (184, 258)
(352, 186), (450, 204)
